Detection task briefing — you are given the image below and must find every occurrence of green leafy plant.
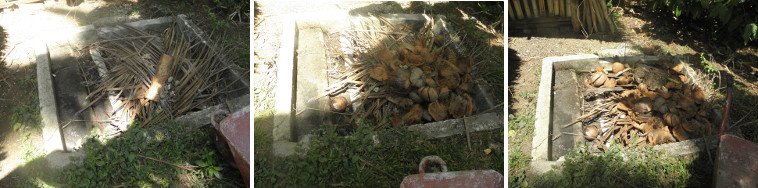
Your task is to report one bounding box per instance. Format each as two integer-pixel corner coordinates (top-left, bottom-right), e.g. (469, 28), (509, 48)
(10, 105), (41, 131)
(700, 53), (718, 73)
(196, 150), (224, 179)
(647, 0), (758, 45)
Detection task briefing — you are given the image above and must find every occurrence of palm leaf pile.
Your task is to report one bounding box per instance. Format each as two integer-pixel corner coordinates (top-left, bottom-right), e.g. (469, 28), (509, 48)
(88, 22), (239, 126)
(324, 15), (477, 129)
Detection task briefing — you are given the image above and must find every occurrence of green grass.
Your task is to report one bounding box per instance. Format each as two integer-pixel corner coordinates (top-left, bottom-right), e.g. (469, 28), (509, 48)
(59, 120), (245, 187)
(532, 143), (703, 187)
(255, 119), (503, 187)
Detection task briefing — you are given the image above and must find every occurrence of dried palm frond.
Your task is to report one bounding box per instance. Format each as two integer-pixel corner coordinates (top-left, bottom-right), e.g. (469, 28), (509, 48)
(89, 20), (240, 126)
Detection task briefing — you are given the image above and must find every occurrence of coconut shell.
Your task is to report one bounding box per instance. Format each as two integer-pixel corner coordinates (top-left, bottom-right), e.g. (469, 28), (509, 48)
(387, 96), (413, 108)
(664, 82), (677, 89)
(664, 113), (680, 127)
(672, 125), (689, 141)
(370, 66), (390, 81)
(620, 89), (639, 98)
(402, 104), (423, 124)
(616, 76), (630, 85)
(439, 87), (451, 100)
(409, 67), (424, 88)
(391, 68), (411, 89)
(425, 78), (438, 88)
(418, 87), (439, 102)
(409, 91), (423, 103)
(692, 87), (706, 104)
(391, 112), (403, 127)
(612, 62), (625, 73)
(434, 35), (444, 46)
(591, 72), (607, 87)
(634, 97), (653, 115)
(401, 49), (424, 66)
(679, 75), (688, 83)
(449, 95), (467, 119)
(648, 126), (676, 145)
(603, 78), (617, 88)
(331, 96), (348, 112)
(681, 120), (696, 133)
(671, 63), (684, 73)
(584, 126), (599, 140)
(428, 101), (448, 121)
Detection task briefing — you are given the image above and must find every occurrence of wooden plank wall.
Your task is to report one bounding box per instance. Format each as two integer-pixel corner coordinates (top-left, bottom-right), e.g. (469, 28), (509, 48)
(509, 0), (616, 33)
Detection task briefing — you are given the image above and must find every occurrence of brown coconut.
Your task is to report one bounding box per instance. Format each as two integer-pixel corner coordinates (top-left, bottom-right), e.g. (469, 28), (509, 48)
(387, 96), (413, 108)
(331, 97), (348, 112)
(612, 62), (625, 73)
(692, 87), (706, 104)
(591, 72), (607, 87)
(584, 126), (599, 140)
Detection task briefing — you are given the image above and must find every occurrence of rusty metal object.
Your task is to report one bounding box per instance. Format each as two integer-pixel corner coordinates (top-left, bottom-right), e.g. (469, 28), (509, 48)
(211, 107), (250, 186)
(400, 156), (503, 187)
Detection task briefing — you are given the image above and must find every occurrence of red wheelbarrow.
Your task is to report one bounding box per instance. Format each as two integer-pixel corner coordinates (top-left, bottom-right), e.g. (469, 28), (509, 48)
(212, 106), (250, 186)
(714, 78), (758, 187)
(400, 156), (503, 187)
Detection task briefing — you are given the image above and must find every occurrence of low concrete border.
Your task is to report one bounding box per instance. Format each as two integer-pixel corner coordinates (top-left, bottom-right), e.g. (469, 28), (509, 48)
(37, 43), (67, 154)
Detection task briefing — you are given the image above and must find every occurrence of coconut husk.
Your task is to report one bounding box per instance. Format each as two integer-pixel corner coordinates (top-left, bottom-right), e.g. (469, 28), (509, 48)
(401, 48), (424, 66)
(678, 75), (688, 83)
(663, 112), (680, 127)
(457, 55), (472, 75)
(370, 66), (390, 81)
(648, 126), (676, 145)
(672, 125), (689, 141)
(402, 104), (423, 124)
(434, 35), (444, 46)
(692, 87), (706, 104)
(428, 101), (448, 121)
(671, 63), (684, 73)
(603, 78), (617, 88)
(391, 112), (402, 127)
(376, 47), (396, 63)
(391, 68), (411, 89)
(387, 96), (413, 108)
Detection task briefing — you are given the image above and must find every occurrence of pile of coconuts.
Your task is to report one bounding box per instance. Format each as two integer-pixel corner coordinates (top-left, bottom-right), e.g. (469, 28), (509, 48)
(582, 61), (712, 147)
(332, 33), (477, 127)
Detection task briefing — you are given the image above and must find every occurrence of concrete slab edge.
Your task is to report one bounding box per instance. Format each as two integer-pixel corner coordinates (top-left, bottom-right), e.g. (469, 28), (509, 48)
(36, 43), (67, 154)
(273, 17), (296, 142)
(406, 112), (504, 139)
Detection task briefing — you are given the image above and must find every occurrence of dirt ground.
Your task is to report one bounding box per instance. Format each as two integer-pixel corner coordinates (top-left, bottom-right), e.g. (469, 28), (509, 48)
(508, 1), (758, 185)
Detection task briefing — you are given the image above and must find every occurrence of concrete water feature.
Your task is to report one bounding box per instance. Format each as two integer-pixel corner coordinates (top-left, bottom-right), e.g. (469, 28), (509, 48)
(273, 13), (501, 156)
(530, 54), (740, 174)
(37, 15), (249, 168)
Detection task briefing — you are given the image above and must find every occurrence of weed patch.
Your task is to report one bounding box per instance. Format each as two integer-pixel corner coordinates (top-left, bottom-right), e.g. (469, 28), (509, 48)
(255, 122), (503, 187)
(63, 121), (244, 187)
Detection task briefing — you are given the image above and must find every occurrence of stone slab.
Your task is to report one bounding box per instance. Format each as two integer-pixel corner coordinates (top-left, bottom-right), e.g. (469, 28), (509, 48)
(406, 112), (503, 139)
(37, 43), (67, 154)
(550, 70), (582, 160)
(294, 27), (330, 142)
(274, 17), (296, 142)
